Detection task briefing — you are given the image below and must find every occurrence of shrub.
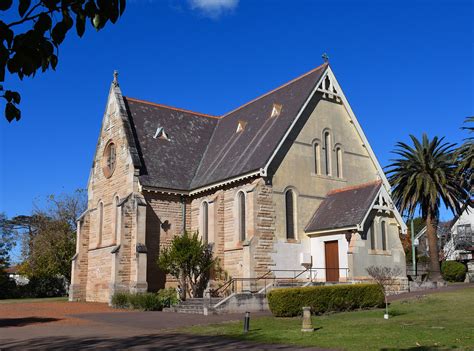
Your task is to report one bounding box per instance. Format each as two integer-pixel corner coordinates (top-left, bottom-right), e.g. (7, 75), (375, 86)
(267, 283), (384, 317)
(441, 261), (467, 282)
(22, 276), (66, 298)
(111, 292), (129, 309)
(129, 293), (162, 311)
(157, 288), (179, 308)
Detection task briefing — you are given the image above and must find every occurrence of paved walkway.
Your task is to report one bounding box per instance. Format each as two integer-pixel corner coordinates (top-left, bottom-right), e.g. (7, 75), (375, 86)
(0, 310), (325, 350)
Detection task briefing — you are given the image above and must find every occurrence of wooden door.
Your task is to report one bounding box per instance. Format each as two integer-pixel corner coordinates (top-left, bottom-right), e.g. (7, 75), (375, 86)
(325, 241), (340, 282)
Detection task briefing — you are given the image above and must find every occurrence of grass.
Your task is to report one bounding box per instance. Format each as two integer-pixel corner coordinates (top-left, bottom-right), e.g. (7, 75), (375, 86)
(0, 296), (68, 304)
(185, 287), (474, 350)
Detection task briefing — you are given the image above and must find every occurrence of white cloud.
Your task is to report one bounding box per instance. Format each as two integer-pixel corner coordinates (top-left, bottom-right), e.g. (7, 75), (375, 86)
(188, 0), (239, 18)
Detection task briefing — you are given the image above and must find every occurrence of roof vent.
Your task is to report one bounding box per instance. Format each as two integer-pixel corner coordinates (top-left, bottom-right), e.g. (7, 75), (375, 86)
(236, 120), (247, 133)
(271, 103), (282, 118)
(153, 127), (169, 140)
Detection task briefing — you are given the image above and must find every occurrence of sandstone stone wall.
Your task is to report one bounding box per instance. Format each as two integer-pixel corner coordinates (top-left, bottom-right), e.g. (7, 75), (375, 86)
(70, 84), (142, 303)
(143, 192), (187, 291)
(69, 212), (90, 301)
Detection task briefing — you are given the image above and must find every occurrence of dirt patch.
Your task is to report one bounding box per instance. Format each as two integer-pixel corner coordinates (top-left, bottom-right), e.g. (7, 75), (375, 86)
(0, 301), (132, 327)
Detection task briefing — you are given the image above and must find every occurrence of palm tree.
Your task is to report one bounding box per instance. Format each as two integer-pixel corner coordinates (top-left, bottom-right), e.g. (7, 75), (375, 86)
(386, 134), (470, 281)
(457, 117), (474, 185)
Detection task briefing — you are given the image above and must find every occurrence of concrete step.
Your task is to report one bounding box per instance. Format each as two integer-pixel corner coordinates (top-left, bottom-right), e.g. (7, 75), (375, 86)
(162, 298), (223, 314)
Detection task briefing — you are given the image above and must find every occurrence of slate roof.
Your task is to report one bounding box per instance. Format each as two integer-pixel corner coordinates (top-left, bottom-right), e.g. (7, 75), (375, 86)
(124, 98), (219, 190)
(123, 63), (328, 191)
(305, 181), (382, 233)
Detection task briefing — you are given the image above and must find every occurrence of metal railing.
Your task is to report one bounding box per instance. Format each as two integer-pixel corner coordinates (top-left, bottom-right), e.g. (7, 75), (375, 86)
(211, 267), (350, 297)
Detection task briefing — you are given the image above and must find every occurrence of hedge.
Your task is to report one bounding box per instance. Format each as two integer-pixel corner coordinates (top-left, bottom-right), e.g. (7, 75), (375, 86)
(267, 283), (384, 317)
(441, 261), (467, 282)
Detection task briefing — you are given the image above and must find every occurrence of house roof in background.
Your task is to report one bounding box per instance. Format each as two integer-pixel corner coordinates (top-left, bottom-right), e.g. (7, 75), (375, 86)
(305, 181), (382, 233)
(124, 63), (328, 191)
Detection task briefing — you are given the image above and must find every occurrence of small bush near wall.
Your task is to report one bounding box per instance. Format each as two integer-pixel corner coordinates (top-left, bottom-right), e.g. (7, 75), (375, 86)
(267, 284), (384, 317)
(157, 288), (179, 308)
(441, 261), (467, 282)
(111, 292), (129, 309)
(128, 293), (162, 311)
(111, 292), (162, 311)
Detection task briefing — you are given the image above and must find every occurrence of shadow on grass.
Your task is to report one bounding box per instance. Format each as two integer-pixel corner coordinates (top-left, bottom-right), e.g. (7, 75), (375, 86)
(0, 317), (61, 327)
(0, 333), (323, 350)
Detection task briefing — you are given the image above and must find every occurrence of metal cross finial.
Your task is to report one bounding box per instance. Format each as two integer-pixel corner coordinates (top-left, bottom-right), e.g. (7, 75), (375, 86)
(322, 53), (329, 63)
(113, 70), (119, 86)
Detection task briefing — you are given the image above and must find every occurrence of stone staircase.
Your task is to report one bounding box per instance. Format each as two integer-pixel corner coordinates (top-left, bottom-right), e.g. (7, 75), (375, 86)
(163, 297), (223, 314)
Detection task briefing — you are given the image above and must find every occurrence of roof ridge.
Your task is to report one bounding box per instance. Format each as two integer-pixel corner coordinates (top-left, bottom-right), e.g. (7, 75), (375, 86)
(221, 63), (328, 118)
(124, 97), (221, 120)
(327, 180), (382, 195)
(190, 63), (328, 188)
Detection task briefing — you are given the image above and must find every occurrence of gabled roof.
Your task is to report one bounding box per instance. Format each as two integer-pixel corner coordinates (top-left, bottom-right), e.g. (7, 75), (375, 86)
(305, 181), (382, 234)
(124, 98), (219, 190)
(124, 63), (328, 191)
(191, 64), (326, 188)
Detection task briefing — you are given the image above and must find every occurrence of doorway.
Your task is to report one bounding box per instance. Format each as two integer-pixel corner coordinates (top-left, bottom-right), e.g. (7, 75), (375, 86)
(324, 240), (340, 282)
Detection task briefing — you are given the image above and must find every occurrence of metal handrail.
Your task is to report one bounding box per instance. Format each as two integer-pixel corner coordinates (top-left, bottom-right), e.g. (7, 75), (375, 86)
(211, 267), (350, 297)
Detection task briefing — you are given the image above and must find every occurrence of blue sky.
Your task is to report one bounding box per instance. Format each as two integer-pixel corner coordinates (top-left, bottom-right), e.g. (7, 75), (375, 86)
(0, 0), (473, 224)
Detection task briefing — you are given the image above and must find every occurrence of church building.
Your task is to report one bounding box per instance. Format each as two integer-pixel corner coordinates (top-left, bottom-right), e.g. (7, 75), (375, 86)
(70, 62), (407, 303)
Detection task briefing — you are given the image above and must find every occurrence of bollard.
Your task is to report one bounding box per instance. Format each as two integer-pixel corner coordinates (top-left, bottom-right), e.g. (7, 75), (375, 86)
(243, 311), (250, 333)
(301, 306), (314, 332)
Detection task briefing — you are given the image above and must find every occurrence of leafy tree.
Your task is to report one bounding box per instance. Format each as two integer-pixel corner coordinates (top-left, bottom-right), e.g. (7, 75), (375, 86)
(2, 190), (86, 285)
(0, 0), (126, 122)
(386, 134), (471, 281)
(21, 216), (76, 282)
(158, 232), (216, 300)
(457, 116), (473, 186)
(21, 190), (86, 283)
(0, 212), (17, 298)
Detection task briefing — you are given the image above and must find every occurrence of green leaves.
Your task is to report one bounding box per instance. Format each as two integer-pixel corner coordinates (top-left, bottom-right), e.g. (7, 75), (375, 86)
(3, 90), (21, 122)
(34, 13), (52, 33)
(158, 231), (216, 298)
(1, 0), (128, 122)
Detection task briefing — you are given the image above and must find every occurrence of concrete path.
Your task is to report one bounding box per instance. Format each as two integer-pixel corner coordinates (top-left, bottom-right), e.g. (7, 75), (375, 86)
(0, 311), (327, 350)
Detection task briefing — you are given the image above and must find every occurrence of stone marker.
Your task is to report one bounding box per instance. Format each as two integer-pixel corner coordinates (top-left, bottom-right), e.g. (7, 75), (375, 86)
(301, 306), (314, 332)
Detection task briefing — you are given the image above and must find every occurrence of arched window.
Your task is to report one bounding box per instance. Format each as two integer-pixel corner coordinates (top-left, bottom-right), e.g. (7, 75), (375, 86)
(381, 221), (387, 251)
(237, 191), (246, 241)
(114, 196), (120, 243)
(98, 201), (104, 246)
(370, 221), (376, 250)
(201, 201), (209, 244)
(285, 190), (296, 240)
(324, 131), (331, 176)
(336, 147), (343, 178)
(314, 143), (320, 174)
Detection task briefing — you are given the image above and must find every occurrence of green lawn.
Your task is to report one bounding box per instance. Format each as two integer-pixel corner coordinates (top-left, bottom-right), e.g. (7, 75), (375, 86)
(0, 296), (68, 304)
(185, 287), (474, 350)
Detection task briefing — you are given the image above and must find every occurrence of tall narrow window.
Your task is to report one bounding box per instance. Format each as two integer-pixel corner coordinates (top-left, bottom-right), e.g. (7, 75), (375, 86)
(324, 131), (331, 176)
(202, 202), (209, 244)
(238, 192), (246, 241)
(336, 147), (343, 178)
(285, 190), (296, 240)
(381, 221), (387, 251)
(314, 143), (320, 174)
(114, 196), (120, 243)
(98, 201), (104, 245)
(370, 221), (376, 250)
